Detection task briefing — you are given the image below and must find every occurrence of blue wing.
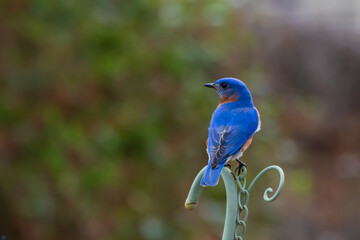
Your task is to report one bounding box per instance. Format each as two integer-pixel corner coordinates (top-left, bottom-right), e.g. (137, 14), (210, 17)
(200, 107), (258, 187)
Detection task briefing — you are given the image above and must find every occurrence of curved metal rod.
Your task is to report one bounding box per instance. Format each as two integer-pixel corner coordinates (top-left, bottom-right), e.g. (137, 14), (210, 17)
(184, 167), (206, 210)
(185, 167), (237, 240)
(247, 165), (285, 202)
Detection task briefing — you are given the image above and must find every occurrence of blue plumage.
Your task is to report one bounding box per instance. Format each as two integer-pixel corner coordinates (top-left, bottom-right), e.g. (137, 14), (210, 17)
(200, 78), (260, 187)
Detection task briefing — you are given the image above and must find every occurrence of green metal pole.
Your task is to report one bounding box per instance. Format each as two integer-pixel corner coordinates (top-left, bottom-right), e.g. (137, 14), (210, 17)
(185, 167), (237, 240)
(220, 167), (237, 240)
(185, 165), (285, 240)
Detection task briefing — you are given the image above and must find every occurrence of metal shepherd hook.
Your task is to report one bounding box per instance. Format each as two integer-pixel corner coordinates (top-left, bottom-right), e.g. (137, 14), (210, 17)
(185, 165), (285, 240)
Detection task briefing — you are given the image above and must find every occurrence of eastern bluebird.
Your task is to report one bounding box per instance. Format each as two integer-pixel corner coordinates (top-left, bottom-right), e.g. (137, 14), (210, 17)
(200, 77), (261, 187)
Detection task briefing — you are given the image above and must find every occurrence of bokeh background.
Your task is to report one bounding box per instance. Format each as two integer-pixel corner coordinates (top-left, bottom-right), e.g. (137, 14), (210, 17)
(1, 0), (360, 239)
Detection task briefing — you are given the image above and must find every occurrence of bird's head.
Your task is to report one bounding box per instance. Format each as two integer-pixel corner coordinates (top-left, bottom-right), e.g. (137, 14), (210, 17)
(204, 77), (253, 106)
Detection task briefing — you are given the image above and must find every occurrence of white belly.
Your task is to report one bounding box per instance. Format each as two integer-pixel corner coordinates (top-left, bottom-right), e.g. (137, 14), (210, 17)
(226, 146), (246, 163)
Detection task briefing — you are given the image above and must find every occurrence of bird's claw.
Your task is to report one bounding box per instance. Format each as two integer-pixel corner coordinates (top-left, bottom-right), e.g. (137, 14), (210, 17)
(235, 159), (247, 176)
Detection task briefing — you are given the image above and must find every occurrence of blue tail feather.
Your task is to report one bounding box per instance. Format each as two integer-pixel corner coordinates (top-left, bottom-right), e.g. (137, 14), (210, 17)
(200, 161), (226, 187)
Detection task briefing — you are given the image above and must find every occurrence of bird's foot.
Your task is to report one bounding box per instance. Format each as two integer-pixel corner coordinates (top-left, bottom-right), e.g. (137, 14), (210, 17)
(224, 163), (231, 169)
(235, 159), (247, 176)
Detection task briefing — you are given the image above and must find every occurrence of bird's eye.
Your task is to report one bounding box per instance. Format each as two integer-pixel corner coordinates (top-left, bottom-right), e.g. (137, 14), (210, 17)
(220, 83), (228, 88)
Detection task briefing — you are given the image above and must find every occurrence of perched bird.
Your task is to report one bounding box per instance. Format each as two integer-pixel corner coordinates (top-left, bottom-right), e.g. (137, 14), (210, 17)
(200, 78), (261, 187)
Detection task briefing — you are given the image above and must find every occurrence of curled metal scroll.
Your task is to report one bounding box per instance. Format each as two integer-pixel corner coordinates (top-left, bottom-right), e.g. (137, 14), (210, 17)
(247, 165), (285, 202)
(185, 165), (285, 240)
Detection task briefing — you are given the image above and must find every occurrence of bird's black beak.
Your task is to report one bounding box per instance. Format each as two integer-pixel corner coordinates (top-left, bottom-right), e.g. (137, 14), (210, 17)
(204, 83), (215, 89)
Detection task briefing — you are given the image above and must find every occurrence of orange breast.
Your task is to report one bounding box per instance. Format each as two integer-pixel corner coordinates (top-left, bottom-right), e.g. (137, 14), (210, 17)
(219, 95), (239, 105)
(240, 135), (254, 153)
